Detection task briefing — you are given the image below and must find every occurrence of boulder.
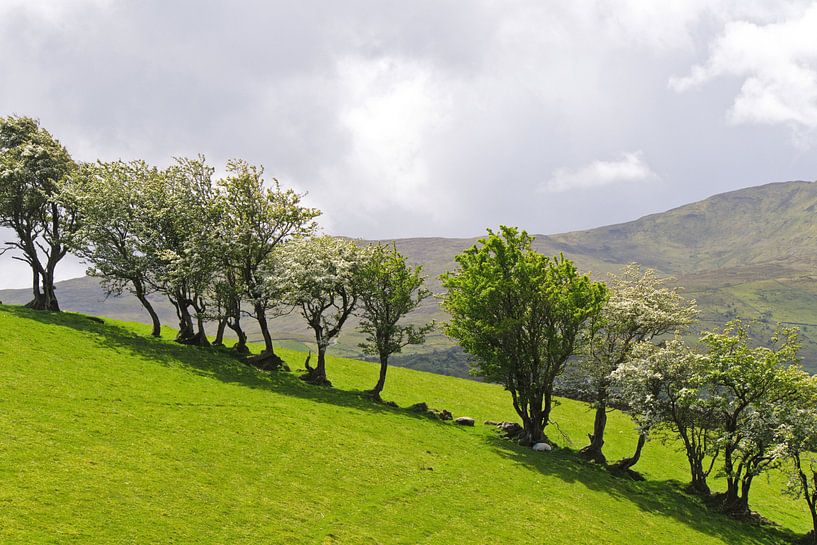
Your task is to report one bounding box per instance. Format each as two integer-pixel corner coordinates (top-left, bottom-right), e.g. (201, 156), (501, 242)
(455, 416), (475, 426)
(409, 402), (429, 413)
(532, 442), (552, 452)
(438, 409), (453, 421)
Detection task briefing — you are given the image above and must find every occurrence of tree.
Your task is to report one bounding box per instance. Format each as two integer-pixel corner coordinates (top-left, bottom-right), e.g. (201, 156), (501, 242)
(141, 156), (219, 345)
(441, 226), (607, 444)
(61, 160), (164, 336)
(776, 381), (817, 544)
(702, 321), (809, 514)
(355, 243), (433, 400)
(0, 116), (78, 311)
(614, 338), (721, 492)
(572, 264), (697, 464)
(273, 236), (367, 385)
(216, 159), (320, 365)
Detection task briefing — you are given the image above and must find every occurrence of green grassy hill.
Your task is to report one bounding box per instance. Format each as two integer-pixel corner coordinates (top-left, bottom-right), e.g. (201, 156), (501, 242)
(3, 180), (817, 375)
(0, 305), (811, 544)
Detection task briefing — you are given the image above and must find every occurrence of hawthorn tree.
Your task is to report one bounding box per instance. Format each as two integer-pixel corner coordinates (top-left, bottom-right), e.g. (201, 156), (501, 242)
(441, 226), (607, 445)
(573, 264), (697, 464)
(216, 159), (320, 365)
(702, 321), (810, 514)
(62, 160), (164, 336)
(273, 236), (367, 385)
(355, 243), (433, 400)
(0, 116), (78, 311)
(776, 381), (817, 543)
(141, 156), (219, 345)
(613, 337), (720, 491)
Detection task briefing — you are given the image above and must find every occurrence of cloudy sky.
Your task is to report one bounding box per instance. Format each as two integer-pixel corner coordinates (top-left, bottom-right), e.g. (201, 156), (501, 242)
(2, 0), (817, 288)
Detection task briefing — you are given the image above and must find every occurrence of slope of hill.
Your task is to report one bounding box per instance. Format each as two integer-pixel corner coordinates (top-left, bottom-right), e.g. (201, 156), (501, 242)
(3, 180), (817, 374)
(0, 305), (808, 543)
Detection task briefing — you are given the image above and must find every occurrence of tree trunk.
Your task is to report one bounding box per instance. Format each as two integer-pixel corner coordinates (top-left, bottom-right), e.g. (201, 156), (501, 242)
(580, 403), (607, 463)
(370, 353), (389, 400)
(254, 302), (276, 355)
(227, 318), (249, 354)
(134, 282), (161, 337)
(614, 432), (646, 471)
(213, 317), (227, 346)
(301, 344), (331, 386)
(173, 297), (197, 343)
(25, 269), (59, 311)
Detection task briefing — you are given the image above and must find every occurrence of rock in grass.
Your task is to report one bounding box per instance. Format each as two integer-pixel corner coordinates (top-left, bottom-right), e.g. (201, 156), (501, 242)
(455, 416), (475, 426)
(532, 442), (552, 452)
(409, 402), (429, 413)
(438, 409), (453, 421)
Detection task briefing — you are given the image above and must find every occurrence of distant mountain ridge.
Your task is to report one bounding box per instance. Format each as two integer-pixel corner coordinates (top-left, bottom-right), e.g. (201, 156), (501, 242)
(3, 180), (817, 374)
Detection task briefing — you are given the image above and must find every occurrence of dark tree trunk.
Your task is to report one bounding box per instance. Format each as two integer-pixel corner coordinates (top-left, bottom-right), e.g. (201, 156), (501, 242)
(254, 303), (277, 355)
(134, 281), (161, 337)
(227, 318), (249, 354)
(580, 403), (608, 463)
(301, 344), (331, 386)
(25, 269), (59, 311)
(614, 432), (646, 471)
(173, 296), (197, 343)
(370, 353), (389, 400)
(213, 317), (227, 346)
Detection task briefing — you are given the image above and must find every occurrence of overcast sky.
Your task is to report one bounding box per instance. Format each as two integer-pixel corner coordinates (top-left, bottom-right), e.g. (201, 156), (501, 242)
(2, 0), (817, 288)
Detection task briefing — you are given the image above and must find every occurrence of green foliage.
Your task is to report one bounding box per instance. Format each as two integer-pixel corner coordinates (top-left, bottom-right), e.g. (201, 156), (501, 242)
(356, 243), (433, 395)
(0, 115), (77, 310)
(701, 321), (814, 512)
(441, 226), (607, 442)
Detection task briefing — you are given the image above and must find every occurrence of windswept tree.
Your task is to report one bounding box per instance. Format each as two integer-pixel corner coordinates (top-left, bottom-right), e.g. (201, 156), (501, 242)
(273, 236), (367, 385)
(613, 337), (720, 491)
(61, 160), (164, 336)
(702, 321), (809, 514)
(142, 156), (219, 345)
(441, 226), (607, 444)
(355, 243), (433, 400)
(216, 159), (320, 364)
(572, 264), (697, 464)
(777, 381), (817, 543)
(0, 116), (78, 310)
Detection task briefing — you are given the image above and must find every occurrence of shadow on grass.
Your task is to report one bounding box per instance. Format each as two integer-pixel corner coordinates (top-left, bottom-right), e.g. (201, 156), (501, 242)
(1, 305), (444, 424)
(485, 434), (799, 545)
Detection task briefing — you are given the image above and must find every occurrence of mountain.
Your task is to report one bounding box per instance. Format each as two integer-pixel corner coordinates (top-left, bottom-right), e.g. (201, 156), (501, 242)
(3, 180), (817, 373)
(0, 305), (805, 543)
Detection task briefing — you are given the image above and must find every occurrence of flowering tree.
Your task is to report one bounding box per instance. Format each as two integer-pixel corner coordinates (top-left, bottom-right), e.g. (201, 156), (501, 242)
(273, 236), (368, 385)
(776, 383), (817, 543)
(702, 321), (810, 514)
(355, 243), (433, 400)
(572, 264), (697, 464)
(0, 116), (78, 311)
(62, 160), (164, 336)
(614, 338), (722, 491)
(216, 159), (320, 364)
(442, 226), (607, 444)
(140, 156), (220, 345)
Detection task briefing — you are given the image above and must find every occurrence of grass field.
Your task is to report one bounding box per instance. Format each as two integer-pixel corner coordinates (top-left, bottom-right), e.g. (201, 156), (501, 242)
(0, 305), (811, 544)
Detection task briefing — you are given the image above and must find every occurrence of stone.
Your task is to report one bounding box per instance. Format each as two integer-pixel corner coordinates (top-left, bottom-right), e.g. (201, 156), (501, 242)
(532, 442), (552, 452)
(455, 416), (475, 426)
(409, 402), (429, 413)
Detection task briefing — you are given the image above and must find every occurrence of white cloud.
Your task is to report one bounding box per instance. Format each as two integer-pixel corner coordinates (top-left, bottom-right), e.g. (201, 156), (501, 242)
(670, 4), (817, 136)
(542, 151), (658, 193)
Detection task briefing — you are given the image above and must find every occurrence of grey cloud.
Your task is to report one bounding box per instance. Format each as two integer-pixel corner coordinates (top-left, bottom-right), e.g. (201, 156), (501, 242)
(2, 1), (817, 288)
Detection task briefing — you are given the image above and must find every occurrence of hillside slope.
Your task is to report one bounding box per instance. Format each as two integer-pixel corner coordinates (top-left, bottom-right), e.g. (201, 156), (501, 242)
(3, 180), (817, 374)
(0, 306), (808, 544)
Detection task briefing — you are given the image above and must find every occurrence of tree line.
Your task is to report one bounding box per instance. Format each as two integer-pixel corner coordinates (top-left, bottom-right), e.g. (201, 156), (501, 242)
(441, 226), (817, 537)
(3, 117), (817, 540)
(0, 116), (431, 398)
